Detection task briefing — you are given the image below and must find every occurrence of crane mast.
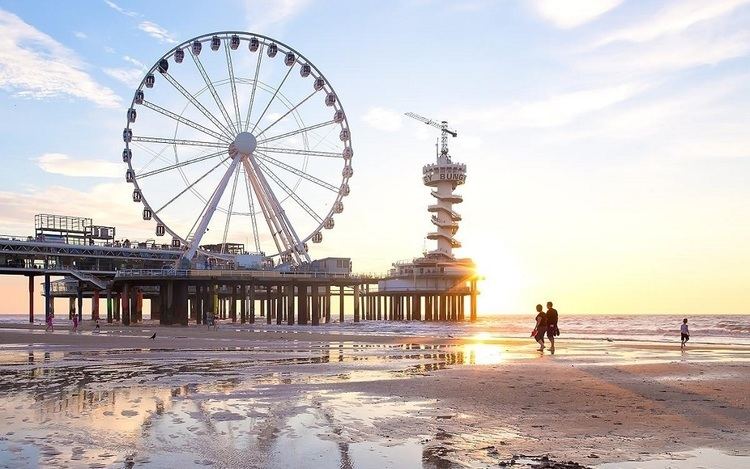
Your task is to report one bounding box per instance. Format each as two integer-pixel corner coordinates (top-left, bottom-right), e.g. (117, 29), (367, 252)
(404, 112), (458, 162)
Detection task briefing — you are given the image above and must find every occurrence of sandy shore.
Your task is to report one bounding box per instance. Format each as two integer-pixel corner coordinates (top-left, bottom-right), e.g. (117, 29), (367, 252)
(0, 322), (748, 468)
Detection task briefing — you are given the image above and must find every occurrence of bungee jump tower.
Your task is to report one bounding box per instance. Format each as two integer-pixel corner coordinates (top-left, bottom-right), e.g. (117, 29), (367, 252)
(360, 113), (479, 322)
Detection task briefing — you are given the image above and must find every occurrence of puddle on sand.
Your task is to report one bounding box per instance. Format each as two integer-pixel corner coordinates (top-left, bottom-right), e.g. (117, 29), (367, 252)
(0, 343), (522, 468)
(596, 447), (750, 469)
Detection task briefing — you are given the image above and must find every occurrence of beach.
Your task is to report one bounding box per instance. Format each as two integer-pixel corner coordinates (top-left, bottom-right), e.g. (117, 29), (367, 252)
(0, 320), (749, 468)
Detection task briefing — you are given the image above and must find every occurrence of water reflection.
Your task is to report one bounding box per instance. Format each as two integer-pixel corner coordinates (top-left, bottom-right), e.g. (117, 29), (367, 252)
(462, 343), (504, 365)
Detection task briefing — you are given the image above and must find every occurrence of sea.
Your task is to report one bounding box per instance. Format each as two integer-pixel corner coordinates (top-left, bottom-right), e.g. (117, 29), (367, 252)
(1, 313), (748, 345)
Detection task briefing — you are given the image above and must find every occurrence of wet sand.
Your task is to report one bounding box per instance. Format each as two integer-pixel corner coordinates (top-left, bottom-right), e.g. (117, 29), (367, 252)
(1, 322), (749, 468)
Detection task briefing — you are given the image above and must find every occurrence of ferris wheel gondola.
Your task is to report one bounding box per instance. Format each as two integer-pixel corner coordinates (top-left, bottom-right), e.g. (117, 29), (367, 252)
(122, 31), (353, 266)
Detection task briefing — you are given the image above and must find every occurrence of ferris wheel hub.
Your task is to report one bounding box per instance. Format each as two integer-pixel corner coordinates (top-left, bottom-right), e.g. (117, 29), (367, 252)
(232, 131), (257, 156)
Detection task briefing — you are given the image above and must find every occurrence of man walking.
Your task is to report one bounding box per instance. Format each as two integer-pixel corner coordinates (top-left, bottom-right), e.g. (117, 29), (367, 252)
(546, 301), (559, 353)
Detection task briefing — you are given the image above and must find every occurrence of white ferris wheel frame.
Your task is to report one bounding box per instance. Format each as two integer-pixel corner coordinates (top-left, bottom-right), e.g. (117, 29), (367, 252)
(123, 31), (354, 265)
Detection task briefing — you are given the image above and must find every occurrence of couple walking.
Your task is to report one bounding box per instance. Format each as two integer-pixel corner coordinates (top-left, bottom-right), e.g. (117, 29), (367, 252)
(533, 301), (559, 352)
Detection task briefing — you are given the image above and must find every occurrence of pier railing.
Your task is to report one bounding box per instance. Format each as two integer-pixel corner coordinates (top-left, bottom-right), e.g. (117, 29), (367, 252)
(114, 268), (382, 281)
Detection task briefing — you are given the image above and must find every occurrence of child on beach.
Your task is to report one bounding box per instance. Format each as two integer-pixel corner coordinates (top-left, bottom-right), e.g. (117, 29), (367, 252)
(45, 313), (54, 332)
(72, 313), (79, 333)
(681, 318), (689, 348)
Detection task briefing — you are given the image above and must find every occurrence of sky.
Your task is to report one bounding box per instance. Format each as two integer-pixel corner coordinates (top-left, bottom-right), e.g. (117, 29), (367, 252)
(0, 0), (749, 315)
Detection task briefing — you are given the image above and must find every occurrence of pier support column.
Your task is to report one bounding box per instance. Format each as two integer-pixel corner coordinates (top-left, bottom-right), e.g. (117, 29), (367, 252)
(276, 285), (283, 325)
(266, 286), (272, 325)
(160, 282), (171, 325)
(174, 282), (188, 326)
(151, 294), (162, 321)
(288, 284), (295, 325)
(240, 285), (247, 324)
(425, 296), (431, 321)
(92, 290), (100, 320)
(231, 283), (238, 323)
(470, 280), (477, 322)
(249, 283), (255, 323)
(28, 275), (34, 323)
(299, 285), (308, 325)
(353, 285), (360, 323)
(43, 274), (51, 322)
(121, 284), (130, 326)
(135, 289), (143, 323)
(339, 286), (345, 323)
(324, 286), (331, 323)
(439, 295), (446, 322)
(414, 294), (421, 321)
(312, 285), (320, 326)
(106, 290), (113, 323)
(77, 281), (83, 323)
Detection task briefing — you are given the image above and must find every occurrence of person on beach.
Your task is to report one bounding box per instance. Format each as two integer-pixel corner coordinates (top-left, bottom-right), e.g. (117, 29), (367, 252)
(546, 301), (559, 353)
(95, 319), (101, 333)
(681, 318), (690, 348)
(45, 313), (54, 332)
(72, 313), (79, 333)
(533, 304), (546, 351)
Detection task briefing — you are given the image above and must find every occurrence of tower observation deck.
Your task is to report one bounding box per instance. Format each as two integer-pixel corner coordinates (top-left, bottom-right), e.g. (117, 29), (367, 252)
(371, 114), (479, 322)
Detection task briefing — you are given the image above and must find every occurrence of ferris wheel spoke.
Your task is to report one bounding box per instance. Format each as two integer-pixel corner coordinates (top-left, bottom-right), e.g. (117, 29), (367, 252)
(243, 43), (264, 132)
(154, 156), (231, 214)
(224, 39), (243, 133)
(255, 146), (343, 159)
(141, 100), (231, 143)
(255, 90), (319, 140)
(257, 120), (336, 145)
(242, 158), (290, 259)
(254, 151), (339, 192)
(220, 163), (241, 253)
(250, 62), (296, 134)
(189, 49), (238, 135)
(242, 165), (262, 252)
(161, 71), (235, 139)
(132, 141), (173, 173)
(255, 158), (324, 224)
(131, 136), (227, 149)
(182, 155), (244, 260)
(137, 149), (226, 179)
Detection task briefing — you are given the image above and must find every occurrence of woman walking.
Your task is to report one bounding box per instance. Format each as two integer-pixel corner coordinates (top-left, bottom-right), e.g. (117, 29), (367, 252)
(532, 304), (547, 351)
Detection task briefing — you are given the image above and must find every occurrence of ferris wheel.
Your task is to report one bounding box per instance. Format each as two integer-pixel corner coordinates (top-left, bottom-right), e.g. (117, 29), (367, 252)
(122, 31), (353, 265)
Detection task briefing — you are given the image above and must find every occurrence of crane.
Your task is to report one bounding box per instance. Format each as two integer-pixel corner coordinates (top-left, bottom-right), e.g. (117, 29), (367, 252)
(404, 112), (458, 162)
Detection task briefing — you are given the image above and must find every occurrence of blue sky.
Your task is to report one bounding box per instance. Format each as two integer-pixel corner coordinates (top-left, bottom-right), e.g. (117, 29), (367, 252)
(1, 0), (749, 314)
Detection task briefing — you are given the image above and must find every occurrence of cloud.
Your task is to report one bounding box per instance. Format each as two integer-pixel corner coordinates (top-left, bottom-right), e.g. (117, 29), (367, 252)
(456, 82), (646, 130)
(123, 55), (146, 68)
(580, 30), (750, 76)
(0, 9), (120, 108)
(137, 21), (176, 44)
(246, 0), (312, 31)
(363, 107), (403, 132)
(104, 0), (138, 18)
(73, 31), (87, 39)
(529, 0), (623, 28)
(0, 183), (151, 237)
(103, 67), (143, 87)
(35, 153), (122, 178)
(597, 0), (750, 45)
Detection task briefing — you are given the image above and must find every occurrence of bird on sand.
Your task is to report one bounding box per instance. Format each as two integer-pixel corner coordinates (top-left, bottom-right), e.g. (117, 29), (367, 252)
(149, 333), (156, 340)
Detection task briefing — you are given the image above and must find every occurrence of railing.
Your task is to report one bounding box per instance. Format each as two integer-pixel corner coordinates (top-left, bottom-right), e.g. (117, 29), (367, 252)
(0, 233), (183, 252)
(114, 268), (384, 281)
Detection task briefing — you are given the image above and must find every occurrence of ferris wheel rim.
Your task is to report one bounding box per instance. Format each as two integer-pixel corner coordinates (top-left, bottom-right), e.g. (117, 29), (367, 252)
(123, 31), (353, 260)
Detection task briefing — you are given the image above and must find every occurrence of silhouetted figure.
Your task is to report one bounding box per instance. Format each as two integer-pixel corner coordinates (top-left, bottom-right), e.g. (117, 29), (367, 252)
(546, 301), (559, 353)
(533, 304), (546, 351)
(681, 318), (689, 348)
(149, 332), (156, 340)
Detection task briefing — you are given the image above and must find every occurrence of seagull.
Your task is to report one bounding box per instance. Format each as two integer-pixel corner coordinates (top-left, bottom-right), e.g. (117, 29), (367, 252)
(149, 333), (156, 340)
